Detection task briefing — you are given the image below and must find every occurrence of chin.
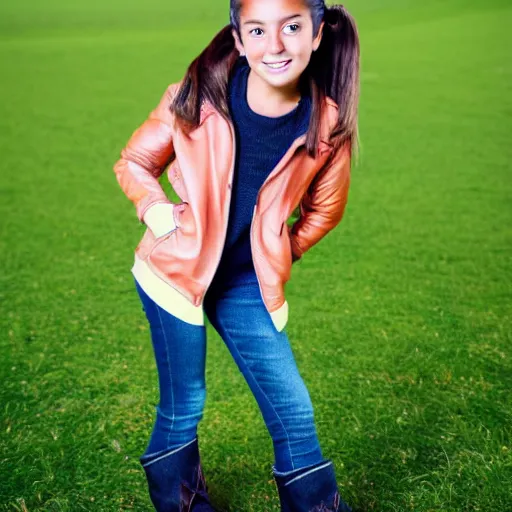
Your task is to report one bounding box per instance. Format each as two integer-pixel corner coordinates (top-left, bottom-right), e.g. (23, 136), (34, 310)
(269, 75), (301, 89)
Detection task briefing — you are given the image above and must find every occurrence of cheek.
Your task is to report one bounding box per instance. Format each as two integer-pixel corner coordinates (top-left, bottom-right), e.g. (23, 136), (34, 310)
(286, 39), (312, 57)
(245, 40), (267, 60)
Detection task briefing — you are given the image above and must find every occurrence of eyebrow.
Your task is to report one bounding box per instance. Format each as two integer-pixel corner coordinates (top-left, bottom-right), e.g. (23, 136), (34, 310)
(243, 14), (303, 26)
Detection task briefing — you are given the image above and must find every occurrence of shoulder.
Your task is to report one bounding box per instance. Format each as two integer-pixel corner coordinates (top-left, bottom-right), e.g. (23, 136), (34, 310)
(163, 79), (215, 127)
(316, 95), (340, 144)
(321, 96), (353, 156)
(146, 81), (185, 129)
(158, 80), (184, 118)
(166, 81), (184, 100)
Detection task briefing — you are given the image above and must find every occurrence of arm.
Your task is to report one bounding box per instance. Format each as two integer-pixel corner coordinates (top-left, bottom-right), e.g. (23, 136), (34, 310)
(289, 140), (352, 262)
(113, 83), (180, 236)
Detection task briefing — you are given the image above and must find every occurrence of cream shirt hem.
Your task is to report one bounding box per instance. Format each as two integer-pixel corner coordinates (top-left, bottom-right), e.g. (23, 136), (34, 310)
(131, 255), (288, 332)
(131, 256), (205, 326)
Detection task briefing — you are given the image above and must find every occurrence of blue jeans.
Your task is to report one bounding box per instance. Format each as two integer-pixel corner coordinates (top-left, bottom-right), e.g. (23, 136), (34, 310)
(134, 270), (324, 473)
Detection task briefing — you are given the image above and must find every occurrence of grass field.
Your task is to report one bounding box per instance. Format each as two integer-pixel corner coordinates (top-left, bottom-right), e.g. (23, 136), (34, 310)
(1, 0), (511, 510)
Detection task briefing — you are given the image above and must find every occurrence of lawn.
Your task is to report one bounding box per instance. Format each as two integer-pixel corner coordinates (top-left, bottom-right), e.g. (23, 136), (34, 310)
(0, 0), (511, 510)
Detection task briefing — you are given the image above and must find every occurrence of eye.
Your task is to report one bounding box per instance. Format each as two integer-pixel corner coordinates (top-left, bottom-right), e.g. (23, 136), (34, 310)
(283, 23), (300, 34)
(249, 27), (264, 37)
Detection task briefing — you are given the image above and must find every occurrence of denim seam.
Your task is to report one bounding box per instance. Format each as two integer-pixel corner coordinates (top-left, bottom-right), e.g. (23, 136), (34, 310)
(283, 461), (333, 486)
(141, 437), (197, 467)
(272, 458), (325, 476)
(215, 314), (295, 471)
(155, 305), (176, 450)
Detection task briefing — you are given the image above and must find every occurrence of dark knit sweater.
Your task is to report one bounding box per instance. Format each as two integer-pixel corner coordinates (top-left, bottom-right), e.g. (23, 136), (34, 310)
(212, 57), (311, 288)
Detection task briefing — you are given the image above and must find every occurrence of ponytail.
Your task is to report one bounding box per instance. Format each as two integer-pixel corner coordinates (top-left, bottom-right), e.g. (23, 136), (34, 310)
(307, 4), (361, 161)
(170, 25), (238, 132)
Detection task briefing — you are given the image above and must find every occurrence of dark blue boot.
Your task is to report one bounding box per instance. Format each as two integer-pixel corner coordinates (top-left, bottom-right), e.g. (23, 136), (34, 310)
(272, 459), (352, 512)
(139, 437), (217, 511)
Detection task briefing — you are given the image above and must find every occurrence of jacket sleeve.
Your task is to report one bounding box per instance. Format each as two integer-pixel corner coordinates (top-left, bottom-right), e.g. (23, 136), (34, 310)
(113, 83), (180, 228)
(289, 139), (351, 262)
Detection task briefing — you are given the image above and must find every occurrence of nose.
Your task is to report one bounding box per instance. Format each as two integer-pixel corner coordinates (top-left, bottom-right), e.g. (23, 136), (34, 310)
(267, 29), (285, 55)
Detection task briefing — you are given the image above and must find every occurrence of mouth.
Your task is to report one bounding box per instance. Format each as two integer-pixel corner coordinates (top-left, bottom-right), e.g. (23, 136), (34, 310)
(263, 59), (292, 72)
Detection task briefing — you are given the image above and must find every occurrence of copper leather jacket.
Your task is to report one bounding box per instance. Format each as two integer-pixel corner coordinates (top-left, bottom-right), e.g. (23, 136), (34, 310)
(113, 81), (351, 330)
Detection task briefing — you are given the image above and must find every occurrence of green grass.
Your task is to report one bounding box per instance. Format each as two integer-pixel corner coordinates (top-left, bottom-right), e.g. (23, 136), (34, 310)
(1, 0), (511, 510)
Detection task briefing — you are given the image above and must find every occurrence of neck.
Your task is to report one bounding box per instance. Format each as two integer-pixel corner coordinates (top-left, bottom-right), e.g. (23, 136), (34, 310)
(246, 69), (302, 117)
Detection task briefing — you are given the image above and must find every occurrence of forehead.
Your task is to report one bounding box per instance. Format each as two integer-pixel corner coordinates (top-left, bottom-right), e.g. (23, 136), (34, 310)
(240, 0), (309, 22)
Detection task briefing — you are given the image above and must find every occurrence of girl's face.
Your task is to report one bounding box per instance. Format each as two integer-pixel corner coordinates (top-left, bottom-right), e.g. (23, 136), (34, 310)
(233, 0), (324, 92)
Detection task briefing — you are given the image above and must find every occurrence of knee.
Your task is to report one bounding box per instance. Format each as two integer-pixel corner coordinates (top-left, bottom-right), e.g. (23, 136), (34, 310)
(280, 375), (315, 414)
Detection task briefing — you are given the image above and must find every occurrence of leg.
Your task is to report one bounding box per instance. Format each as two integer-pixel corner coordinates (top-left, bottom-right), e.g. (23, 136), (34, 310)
(203, 274), (323, 473)
(135, 278), (207, 458)
(134, 278), (217, 511)
(203, 274), (352, 511)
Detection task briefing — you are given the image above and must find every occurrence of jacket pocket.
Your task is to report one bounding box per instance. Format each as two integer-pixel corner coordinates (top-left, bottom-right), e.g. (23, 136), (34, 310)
(136, 202), (186, 260)
(152, 202), (184, 242)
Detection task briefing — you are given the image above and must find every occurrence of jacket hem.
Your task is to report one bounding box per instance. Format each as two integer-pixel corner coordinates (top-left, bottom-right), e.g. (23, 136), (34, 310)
(132, 255), (205, 326)
(269, 300), (289, 332)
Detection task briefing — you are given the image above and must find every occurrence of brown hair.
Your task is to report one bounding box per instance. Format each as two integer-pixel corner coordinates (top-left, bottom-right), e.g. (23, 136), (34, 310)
(171, 2), (360, 160)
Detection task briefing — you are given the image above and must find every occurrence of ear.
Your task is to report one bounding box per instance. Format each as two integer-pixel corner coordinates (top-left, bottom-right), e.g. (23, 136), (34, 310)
(312, 21), (324, 52)
(232, 28), (245, 56)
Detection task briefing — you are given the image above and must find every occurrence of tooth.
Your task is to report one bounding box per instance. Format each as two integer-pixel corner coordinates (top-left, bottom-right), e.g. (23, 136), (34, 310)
(268, 61), (287, 68)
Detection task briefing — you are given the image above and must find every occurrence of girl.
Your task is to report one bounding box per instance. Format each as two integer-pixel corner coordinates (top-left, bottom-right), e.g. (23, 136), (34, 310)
(113, 0), (360, 510)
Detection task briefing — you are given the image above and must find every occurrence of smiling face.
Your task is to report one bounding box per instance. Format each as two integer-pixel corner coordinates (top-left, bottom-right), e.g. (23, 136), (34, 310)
(232, 0), (324, 93)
